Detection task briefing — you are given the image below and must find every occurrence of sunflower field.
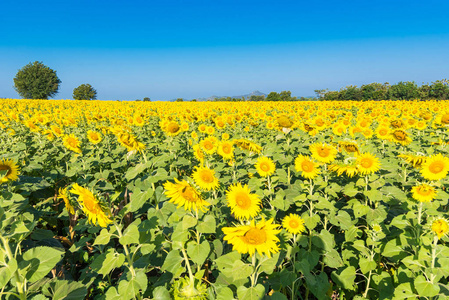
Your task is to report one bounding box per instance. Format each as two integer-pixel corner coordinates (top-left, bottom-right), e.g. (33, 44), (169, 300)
(1, 99), (449, 300)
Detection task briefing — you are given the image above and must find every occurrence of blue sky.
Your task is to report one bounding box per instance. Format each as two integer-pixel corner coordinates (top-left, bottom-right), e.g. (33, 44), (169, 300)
(1, 0), (449, 100)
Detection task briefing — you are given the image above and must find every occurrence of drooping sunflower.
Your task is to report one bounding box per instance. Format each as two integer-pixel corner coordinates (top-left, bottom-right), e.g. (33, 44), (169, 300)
(226, 183), (261, 220)
(0, 159), (20, 183)
(356, 152), (381, 175)
(420, 153), (449, 181)
(294, 155), (320, 179)
(217, 141), (234, 160)
(328, 162), (359, 177)
(398, 153), (427, 168)
(411, 184), (436, 203)
(309, 143), (337, 164)
(163, 178), (210, 212)
(390, 129), (412, 146)
(432, 218), (449, 239)
(58, 187), (75, 214)
(192, 144), (205, 164)
(222, 218), (281, 257)
(233, 138), (262, 154)
(70, 184), (112, 227)
(87, 130), (102, 144)
(192, 166), (219, 191)
(282, 214), (306, 235)
(338, 141), (360, 155)
(63, 134), (82, 154)
(255, 156), (276, 177)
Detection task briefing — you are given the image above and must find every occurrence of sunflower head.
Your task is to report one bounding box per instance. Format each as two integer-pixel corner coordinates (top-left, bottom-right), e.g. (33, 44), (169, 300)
(411, 184), (436, 203)
(294, 155), (320, 179)
(163, 178), (210, 212)
(192, 166), (219, 191)
(420, 153), (449, 181)
(309, 143), (337, 164)
(255, 156), (276, 177)
(356, 152), (380, 175)
(0, 159), (20, 183)
(226, 183), (261, 220)
(282, 214), (305, 235)
(432, 218), (449, 239)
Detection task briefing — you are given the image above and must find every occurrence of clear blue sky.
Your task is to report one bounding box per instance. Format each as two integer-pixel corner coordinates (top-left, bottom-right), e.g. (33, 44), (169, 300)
(1, 0), (449, 100)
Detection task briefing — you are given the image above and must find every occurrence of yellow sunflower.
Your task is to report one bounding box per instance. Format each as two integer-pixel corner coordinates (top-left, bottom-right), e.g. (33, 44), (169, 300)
(0, 159), (20, 183)
(87, 130), (102, 144)
(192, 166), (219, 191)
(200, 137), (218, 155)
(411, 184), (436, 203)
(356, 152), (380, 175)
(390, 129), (412, 146)
(63, 134), (82, 154)
(398, 154), (427, 168)
(338, 141), (360, 155)
(222, 218), (281, 257)
(226, 183), (261, 220)
(375, 126), (390, 140)
(163, 178), (210, 212)
(420, 153), (449, 181)
(282, 214), (306, 234)
(192, 144), (205, 164)
(217, 141), (234, 160)
(294, 155), (320, 179)
(164, 121), (182, 136)
(233, 139), (262, 154)
(309, 143), (337, 164)
(70, 184), (112, 227)
(432, 218), (449, 239)
(328, 162), (359, 177)
(58, 187), (75, 214)
(255, 156), (276, 177)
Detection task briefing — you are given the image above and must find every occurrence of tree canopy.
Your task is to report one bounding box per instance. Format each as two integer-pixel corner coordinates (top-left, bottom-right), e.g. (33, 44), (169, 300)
(73, 84), (97, 100)
(14, 61), (61, 99)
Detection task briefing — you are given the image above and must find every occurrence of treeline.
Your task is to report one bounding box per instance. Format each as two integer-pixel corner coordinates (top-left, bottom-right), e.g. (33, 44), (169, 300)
(316, 80), (449, 101)
(211, 91), (315, 102)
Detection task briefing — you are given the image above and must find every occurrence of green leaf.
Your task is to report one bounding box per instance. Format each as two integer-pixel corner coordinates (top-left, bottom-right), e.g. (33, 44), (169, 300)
(182, 215), (198, 230)
(90, 249), (125, 276)
(93, 229), (111, 245)
(393, 282), (416, 299)
(152, 286), (171, 300)
(127, 189), (154, 212)
(343, 183), (359, 197)
(19, 246), (64, 283)
(104, 287), (122, 300)
(125, 162), (151, 181)
(359, 256), (376, 274)
(331, 266), (356, 290)
(414, 275), (439, 297)
(43, 279), (88, 300)
(197, 215), (216, 234)
(382, 239), (405, 259)
(323, 249), (344, 268)
(161, 250), (183, 273)
(119, 224), (140, 245)
(117, 270), (148, 300)
(0, 257), (17, 287)
(237, 284), (265, 300)
(187, 241), (210, 266)
(258, 252), (281, 275)
(269, 292), (288, 300)
(216, 286), (234, 300)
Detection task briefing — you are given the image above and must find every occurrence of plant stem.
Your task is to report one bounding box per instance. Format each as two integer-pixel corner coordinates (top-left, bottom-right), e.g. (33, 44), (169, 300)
(113, 222), (136, 277)
(181, 247), (195, 286)
(0, 236), (26, 300)
(430, 235), (438, 284)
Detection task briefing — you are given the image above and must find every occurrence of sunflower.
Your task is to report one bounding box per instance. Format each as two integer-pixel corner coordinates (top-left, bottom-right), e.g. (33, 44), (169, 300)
(432, 218), (449, 239)
(294, 155), (320, 179)
(328, 162), (359, 177)
(87, 130), (102, 144)
(390, 129), (412, 146)
(58, 187), (75, 214)
(217, 141), (234, 160)
(233, 138), (262, 154)
(222, 218), (281, 257)
(198, 124), (207, 133)
(375, 126), (390, 140)
(255, 156), (276, 177)
(310, 143), (337, 164)
(226, 183), (261, 220)
(163, 178), (210, 212)
(192, 166), (219, 191)
(206, 126), (215, 135)
(192, 144), (205, 164)
(398, 154), (427, 168)
(338, 141), (360, 155)
(411, 184), (436, 203)
(133, 115), (145, 126)
(277, 115), (293, 128)
(420, 153), (449, 181)
(222, 133), (230, 140)
(63, 134), (82, 154)
(70, 183), (112, 227)
(282, 214), (306, 234)
(200, 137), (218, 155)
(356, 152), (380, 175)
(0, 159), (20, 183)
(51, 125), (64, 137)
(164, 121), (182, 136)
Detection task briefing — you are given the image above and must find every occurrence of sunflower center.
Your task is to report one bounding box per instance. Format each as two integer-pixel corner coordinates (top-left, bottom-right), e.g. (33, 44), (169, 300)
(317, 147), (330, 157)
(301, 160), (313, 172)
(379, 129), (387, 136)
(200, 171), (214, 183)
(203, 141), (213, 150)
(168, 123), (180, 133)
(235, 192), (251, 209)
(0, 165), (11, 176)
(222, 145), (231, 154)
(181, 187), (197, 202)
(432, 220), (448, 235)
(417, 186), (433, 196)
(83, 196), (100, 214)
(360, 158), (373, 168)
(429, 161), (444, 174)
(68, 138), (78, 148)
(243, 228), (267, 245)
(90, 133), (99, 141)
(260, 162), (270, 172)
(393, 131), (406, 141)
(442, 114), (449, 124)
(289, 220), (299, 229)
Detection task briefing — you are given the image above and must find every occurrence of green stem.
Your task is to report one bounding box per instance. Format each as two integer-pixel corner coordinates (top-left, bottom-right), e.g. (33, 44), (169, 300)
(181, 247), (195, 286)
(113, 223), (136, 277)
(430, 235), (438, 284)
(0, 236), (26, 300)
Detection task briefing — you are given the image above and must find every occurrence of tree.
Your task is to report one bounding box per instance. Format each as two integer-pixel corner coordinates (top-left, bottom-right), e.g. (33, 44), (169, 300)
(389, 81), (419, 100)
(14, 61), (61, 99)
(279, 91), (292, 101)
(143, 97), (151, 102)
(73, 84), (97, 100)
(266, 92), (280, 101)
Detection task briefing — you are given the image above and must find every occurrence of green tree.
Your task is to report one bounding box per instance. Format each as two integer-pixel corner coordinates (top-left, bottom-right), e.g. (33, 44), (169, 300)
(14, 61), (61, 99)
(73, 83), (97, 100)
(143, 97), (151, 102)
(266, 92), (280, 101)
(429, 80), (449, 99)
(279, 91), (292, 101)
(389, 81), (419, 100)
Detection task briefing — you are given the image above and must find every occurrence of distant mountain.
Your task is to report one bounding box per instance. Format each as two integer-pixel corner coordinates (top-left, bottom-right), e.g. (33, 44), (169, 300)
(170, 91), (267, 102)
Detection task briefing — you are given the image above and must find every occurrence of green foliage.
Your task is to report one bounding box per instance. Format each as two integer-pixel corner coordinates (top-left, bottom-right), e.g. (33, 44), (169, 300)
(72, 83), (97, 100)
(13, 61), (61, 99)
